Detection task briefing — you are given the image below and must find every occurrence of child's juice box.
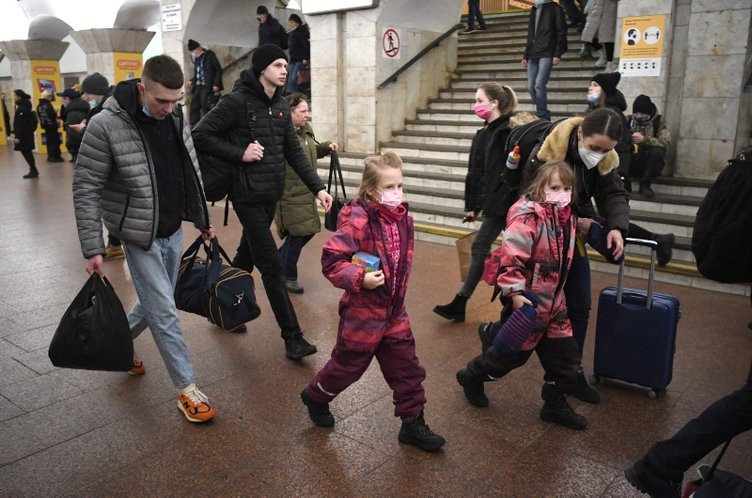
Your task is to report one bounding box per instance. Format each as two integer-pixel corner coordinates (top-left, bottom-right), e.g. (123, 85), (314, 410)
(352, 251), (381, 273)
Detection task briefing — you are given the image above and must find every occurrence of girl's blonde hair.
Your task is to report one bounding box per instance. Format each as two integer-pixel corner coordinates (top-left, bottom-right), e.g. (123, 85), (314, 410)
(358, 151), (403, 202)
(527, 161), (578, 204)
(478, 82), (517, 116)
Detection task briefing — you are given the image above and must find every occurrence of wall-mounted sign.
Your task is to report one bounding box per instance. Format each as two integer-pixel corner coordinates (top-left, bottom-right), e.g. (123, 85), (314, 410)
(619, 14), (666, 77)
(113, 52), (143, 83)
(382, 28), (400, 59)
(161, 3), (182, 32)
(302, 0), (379, 15)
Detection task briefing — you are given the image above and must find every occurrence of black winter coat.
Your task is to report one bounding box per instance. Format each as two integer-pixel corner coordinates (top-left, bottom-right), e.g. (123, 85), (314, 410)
(288, 24), (310, 63)
(524, 1), (568, 59)
(258, 16), (288, 49)
(464, 114), (513, 217)
(13, 98), (36, 152)
(64, 97), (90, 152)
(192, 69), (325, 205)
(191, 50), (223, 91)
(37, 99), (58, 129)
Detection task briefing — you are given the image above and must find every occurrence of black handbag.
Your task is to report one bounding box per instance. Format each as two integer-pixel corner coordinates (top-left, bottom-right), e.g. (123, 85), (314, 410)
(48, 274), (134, 371)
(175, 235), (261, 331)
(325, 151), (347, 231)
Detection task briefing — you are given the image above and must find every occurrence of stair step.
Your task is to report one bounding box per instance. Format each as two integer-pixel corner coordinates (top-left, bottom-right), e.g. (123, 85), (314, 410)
(450, 78), (589, 90)
(457, 68), (603, 79)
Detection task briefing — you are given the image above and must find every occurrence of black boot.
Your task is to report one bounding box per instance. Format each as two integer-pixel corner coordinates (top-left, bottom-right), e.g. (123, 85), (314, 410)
(540, 397), (588, 430)
(433, 294), (467, 322)
(655, 233), (674, 267)
(456, 368), (489, 407)
(300, 388), (334, 427)
(571, 368), (601, 404)
(624, 460), (682, 498)
(285, 335), (317, 360)
(478, 322), (493, 353)
(639, 181), (655, 198)
(22, 171), (39, 179)
(398, 412), (446, 452)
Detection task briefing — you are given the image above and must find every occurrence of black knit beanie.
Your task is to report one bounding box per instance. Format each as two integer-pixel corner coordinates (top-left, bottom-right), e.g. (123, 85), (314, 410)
(252, 44), (288, 77)
(632, 94), (653, 115)
(187, 39), (200, 51)
(82, 72), (109, 95)
(257, 5), (269, 15)
(592, 71), (621, 98)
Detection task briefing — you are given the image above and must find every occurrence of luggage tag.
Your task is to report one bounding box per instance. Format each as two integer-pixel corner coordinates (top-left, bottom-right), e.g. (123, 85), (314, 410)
(352, 252), (381, 273)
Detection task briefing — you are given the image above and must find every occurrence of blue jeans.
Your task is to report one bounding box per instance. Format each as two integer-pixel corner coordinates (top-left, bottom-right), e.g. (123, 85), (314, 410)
(286, 61), (303, 94)
(124, 229), (195, 390)
(278, 233), (314, 281)
(459, 215), (506, 298)
(467, 0), (486, 29)
(527, 57), (554, 119)
(563, 247), (591, 354)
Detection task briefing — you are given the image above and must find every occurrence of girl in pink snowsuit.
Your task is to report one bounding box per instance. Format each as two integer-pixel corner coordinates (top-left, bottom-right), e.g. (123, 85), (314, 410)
(300, 152), (445, 452)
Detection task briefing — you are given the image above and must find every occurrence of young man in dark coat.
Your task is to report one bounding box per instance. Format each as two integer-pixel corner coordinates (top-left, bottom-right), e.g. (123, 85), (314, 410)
(37, 89), (63, 162)
(627, 94), (671, 198)
(192, 44), (333, 360)
(185, 39), (223, 127)
(12, 89), (39, 178)
(58, 88), (89, 163)
(256, 6), (288, 49)
(521, 0), (567, 120)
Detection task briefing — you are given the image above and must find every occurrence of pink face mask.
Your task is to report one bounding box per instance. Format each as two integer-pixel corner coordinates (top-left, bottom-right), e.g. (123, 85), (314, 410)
(545, 190), (571, 208)
(474, 103), (493, 121)
(379, 188), (403, 209)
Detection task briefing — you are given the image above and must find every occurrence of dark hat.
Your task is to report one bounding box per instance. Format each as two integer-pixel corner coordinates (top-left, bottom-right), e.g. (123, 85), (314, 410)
(81, 72), (109, 96)
(289, 13), (302, 24)
(13, 89), (31, 99)
(252, 43), (288, 77)
(256, 5), (268, 15)
(187, 39), (200, 51)
(57, 88), (81, 100)
(632, 94), (653, 115)
(592, 71), (621, 97)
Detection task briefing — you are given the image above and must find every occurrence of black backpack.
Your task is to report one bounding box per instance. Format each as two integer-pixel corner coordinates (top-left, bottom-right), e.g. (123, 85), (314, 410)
(691, 149), (752, 283)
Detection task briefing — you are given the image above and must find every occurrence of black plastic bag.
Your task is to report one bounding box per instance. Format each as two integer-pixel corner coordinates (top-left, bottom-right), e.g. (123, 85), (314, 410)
(48, 274), (133, 371)
(325, 151), (347, 231)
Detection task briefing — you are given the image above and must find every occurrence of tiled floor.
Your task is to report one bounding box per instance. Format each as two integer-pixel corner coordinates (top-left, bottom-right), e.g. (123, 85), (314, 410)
(0, 147), (750, 496)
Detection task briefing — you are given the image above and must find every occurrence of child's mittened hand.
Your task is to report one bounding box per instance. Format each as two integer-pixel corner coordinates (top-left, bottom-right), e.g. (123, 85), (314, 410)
(511, 294), (533, 309)
(363, 270), (385, 290)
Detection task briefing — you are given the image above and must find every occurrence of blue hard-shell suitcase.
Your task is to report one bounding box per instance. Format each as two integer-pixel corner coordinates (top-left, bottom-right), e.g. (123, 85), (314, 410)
(593, 238), (681, 398)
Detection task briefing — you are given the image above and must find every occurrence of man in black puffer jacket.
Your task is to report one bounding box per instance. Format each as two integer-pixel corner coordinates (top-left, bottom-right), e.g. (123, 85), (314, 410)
(193, 44), (332, 360)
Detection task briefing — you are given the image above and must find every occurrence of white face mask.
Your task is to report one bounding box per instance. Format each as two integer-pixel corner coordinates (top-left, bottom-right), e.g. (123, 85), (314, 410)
(578, 145), (607, 170)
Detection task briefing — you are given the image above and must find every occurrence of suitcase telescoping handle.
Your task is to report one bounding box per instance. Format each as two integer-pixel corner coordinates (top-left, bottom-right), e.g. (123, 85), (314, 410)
(616, 238), (658, 309)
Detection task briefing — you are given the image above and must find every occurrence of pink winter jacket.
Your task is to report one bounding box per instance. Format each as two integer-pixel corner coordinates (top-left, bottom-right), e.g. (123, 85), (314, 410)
(496, 196), (576, 350)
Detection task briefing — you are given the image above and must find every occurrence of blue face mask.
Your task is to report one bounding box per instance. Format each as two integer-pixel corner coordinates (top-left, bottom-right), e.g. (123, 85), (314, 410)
(142, 104), (153, 118)
(587, 93), (600, 104)
(535, 0), (547, 4)
(88, 98), (97, 109)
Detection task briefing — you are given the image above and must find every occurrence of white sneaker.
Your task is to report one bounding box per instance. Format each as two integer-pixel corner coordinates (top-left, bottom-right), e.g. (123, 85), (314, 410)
(604, 61), (615, 72)
(594, 51), (607, 68)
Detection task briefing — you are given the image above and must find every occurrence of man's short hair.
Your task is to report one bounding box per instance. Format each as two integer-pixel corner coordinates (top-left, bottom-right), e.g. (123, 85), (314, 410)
(142, 55), (184, 90)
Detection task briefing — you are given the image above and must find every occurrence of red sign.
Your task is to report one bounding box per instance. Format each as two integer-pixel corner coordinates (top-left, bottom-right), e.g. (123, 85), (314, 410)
(117, 59), (141, 68)
(382, 28), (400, 59)
(34, 66), (55, 74)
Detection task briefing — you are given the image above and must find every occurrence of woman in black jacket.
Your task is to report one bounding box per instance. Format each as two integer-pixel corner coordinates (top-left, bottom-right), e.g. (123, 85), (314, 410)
(286, 14), (310, 94)
(434, 83), (518, 322)
(12, 89), (39, 178)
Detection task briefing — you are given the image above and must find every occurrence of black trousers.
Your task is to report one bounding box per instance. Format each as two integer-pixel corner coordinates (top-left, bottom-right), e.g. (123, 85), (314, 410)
(467, 335), (580, 401)
(44, 127), (62, 159)
(643, 360), (752, 481)
(233, 203), (302, 340)
(189, 86), (210, 127)
(630, 146), (666, 183)
(558, 0), (584, 24)
(20, 150), (37, 173)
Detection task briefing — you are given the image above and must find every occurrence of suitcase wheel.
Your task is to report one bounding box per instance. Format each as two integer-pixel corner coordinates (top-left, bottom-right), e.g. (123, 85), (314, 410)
(647, 388), (664, 400)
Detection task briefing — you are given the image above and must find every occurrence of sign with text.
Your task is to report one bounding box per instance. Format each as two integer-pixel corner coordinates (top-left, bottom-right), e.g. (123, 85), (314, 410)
(382, 28), (401, 59)
(619, 15), (666, 77)
(113, 52), (143, 83)
(161, 3), (182, 32)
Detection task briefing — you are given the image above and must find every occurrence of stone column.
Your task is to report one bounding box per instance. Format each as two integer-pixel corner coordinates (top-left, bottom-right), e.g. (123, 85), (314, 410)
(159, 0), (196, 81)
(0, 39), (69, 152)
(69, 28), (155, 84)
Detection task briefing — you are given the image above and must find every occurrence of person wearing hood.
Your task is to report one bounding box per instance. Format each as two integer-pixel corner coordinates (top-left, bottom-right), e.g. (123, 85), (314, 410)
(257, 6), (288, 49)
(185, 39), (223, 127)
(67, 72), (114, 136)
(37, 89), (63, 163)
(73, 55), (217, 424)
(628, 94), (671, 199)
(58, 88), (89, 163)
(285, 14), (309, 94)
(586, 76), (675, 266)
(192, 44), (333, 360)
(12, 89), (39, 178)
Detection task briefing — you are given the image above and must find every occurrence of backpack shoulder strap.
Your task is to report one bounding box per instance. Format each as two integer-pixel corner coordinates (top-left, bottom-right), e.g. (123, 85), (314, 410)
(653, 115), (661, 136)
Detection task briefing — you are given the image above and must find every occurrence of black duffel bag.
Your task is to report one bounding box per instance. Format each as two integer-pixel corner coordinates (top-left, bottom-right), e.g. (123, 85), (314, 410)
(175, 235), (261, 331)
(49, 273), (134, 371)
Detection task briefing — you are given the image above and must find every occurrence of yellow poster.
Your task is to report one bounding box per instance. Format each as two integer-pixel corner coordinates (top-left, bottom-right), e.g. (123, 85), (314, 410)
(113, 52), (143, 83)
(31, 59), (63, 154)
(619, 15), (666, 77)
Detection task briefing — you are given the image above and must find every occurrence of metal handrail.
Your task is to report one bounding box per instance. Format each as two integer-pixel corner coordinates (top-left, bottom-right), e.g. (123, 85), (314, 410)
(377, 23), (463, 90)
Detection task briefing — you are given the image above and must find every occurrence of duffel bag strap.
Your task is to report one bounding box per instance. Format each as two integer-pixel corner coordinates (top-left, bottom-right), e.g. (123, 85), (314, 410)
(180, 235), (206, 274)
